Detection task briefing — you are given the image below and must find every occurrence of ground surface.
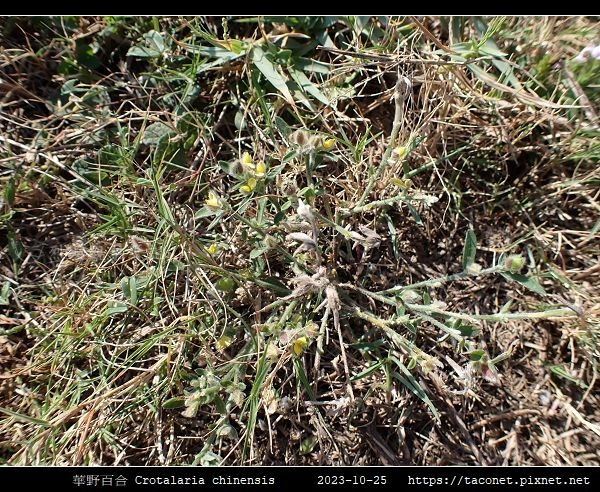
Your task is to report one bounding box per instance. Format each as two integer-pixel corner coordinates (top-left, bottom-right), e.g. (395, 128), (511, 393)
(0, 16), (599, 465)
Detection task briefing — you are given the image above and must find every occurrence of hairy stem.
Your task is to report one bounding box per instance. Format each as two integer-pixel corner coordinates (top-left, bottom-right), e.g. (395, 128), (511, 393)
(356, 75), (408, 208)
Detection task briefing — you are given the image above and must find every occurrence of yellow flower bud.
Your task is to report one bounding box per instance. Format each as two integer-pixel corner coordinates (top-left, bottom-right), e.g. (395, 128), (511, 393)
(390, 177), (413, 190)
(205, 243), (218, 255)
(241, 151), (253, 167)
(216, 334), (232, 351)
(255, 161), (266, 177)
(392, 146), (408, 160)
(292, 336), (309, 356)
(205, 191), (222, 209)
(321, 138), (336, 150)
(240, 177), (257, 193)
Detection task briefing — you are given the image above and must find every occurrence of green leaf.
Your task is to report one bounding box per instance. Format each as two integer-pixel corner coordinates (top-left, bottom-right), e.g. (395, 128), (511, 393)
(218, 160), (241, 178)
(7, 229), (24, 265)
(455, 324), (480, 337)
(128, 276), (138, 305)
(0, 405), (51, 427)
(120, 276), (131, 300)
(127, 30), (166, 58)
(72, 159), (109, 185)
(295, 57), (330, 74)
(274, 116), (292, 138)
(468, 349), (485, 361)
(127, 45), (160, 58)
(194, 445), (222, 466)
(234, 110), (246, 130)
(142, 122), (174, 145)
(293, 357), (315, 400)
(249, 246), (269, 259)
(389, 356), (439, 422)
(214, 396), (227, 415)
(216, 422), (238, 440)
(491, 57), (523, 91)
(300, 435), (318, 455)
(349, 339), (386, 352)
(4, 178), (15, 206)
(501, 272), (546, 295)
(351, 359), (385, 381)
(462, 228), (477, 270)
(282, 149), (297, 163)
(287, 82), (315, 111)
(104, 301), (128, 316)
(186, 43), (236, 58)
(384, 212), (399, 260)
(147, 30), (166, 52)
(479, 39), (508, 57)
(0, 281), (10, 305)
(251, 46), (294, 105)
(215, 277), (236, 292)
(194, 206), (220, 219)
(162, 397), (186, 409)
(407, 204), (423, 226)
(288, 67), (330, 106)
(450, 41), (473, 56)
(75, 40), (101, 69)
(252, 276), (291, 296)
(151, 296), (162, 317)
(545, 364), (587, 388)
(546, 265), (574, 289)
(499, 299), (513, 313)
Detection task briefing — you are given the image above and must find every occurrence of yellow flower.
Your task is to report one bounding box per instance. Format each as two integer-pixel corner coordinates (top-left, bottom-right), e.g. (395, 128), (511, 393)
(241, 151), (253, 167)
(255, 161), (266, 177)
(205, 243), (218, 255)
(205, 190), (222, 209)
(391, 146), (407, 162)
(240, 177), (257, 193)
(292, 336), (309, 356)
(321, 138), (336, 150)
(390, 177), (413, 190)
(216, 334), (233, 351)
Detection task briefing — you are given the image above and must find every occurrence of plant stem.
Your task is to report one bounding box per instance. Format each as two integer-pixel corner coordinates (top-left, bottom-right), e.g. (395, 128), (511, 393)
(405, 145), (469, 178)
(340, 193), (410, 217)
(377, 266), (504, 294)
(405, 305), (578, 322)
(406, 310), (464, 341)
(306, 151), (314, 188)
(356, 75), (407, 208)
(352, 307), (416, 356)
(338, 282), (398, 307)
